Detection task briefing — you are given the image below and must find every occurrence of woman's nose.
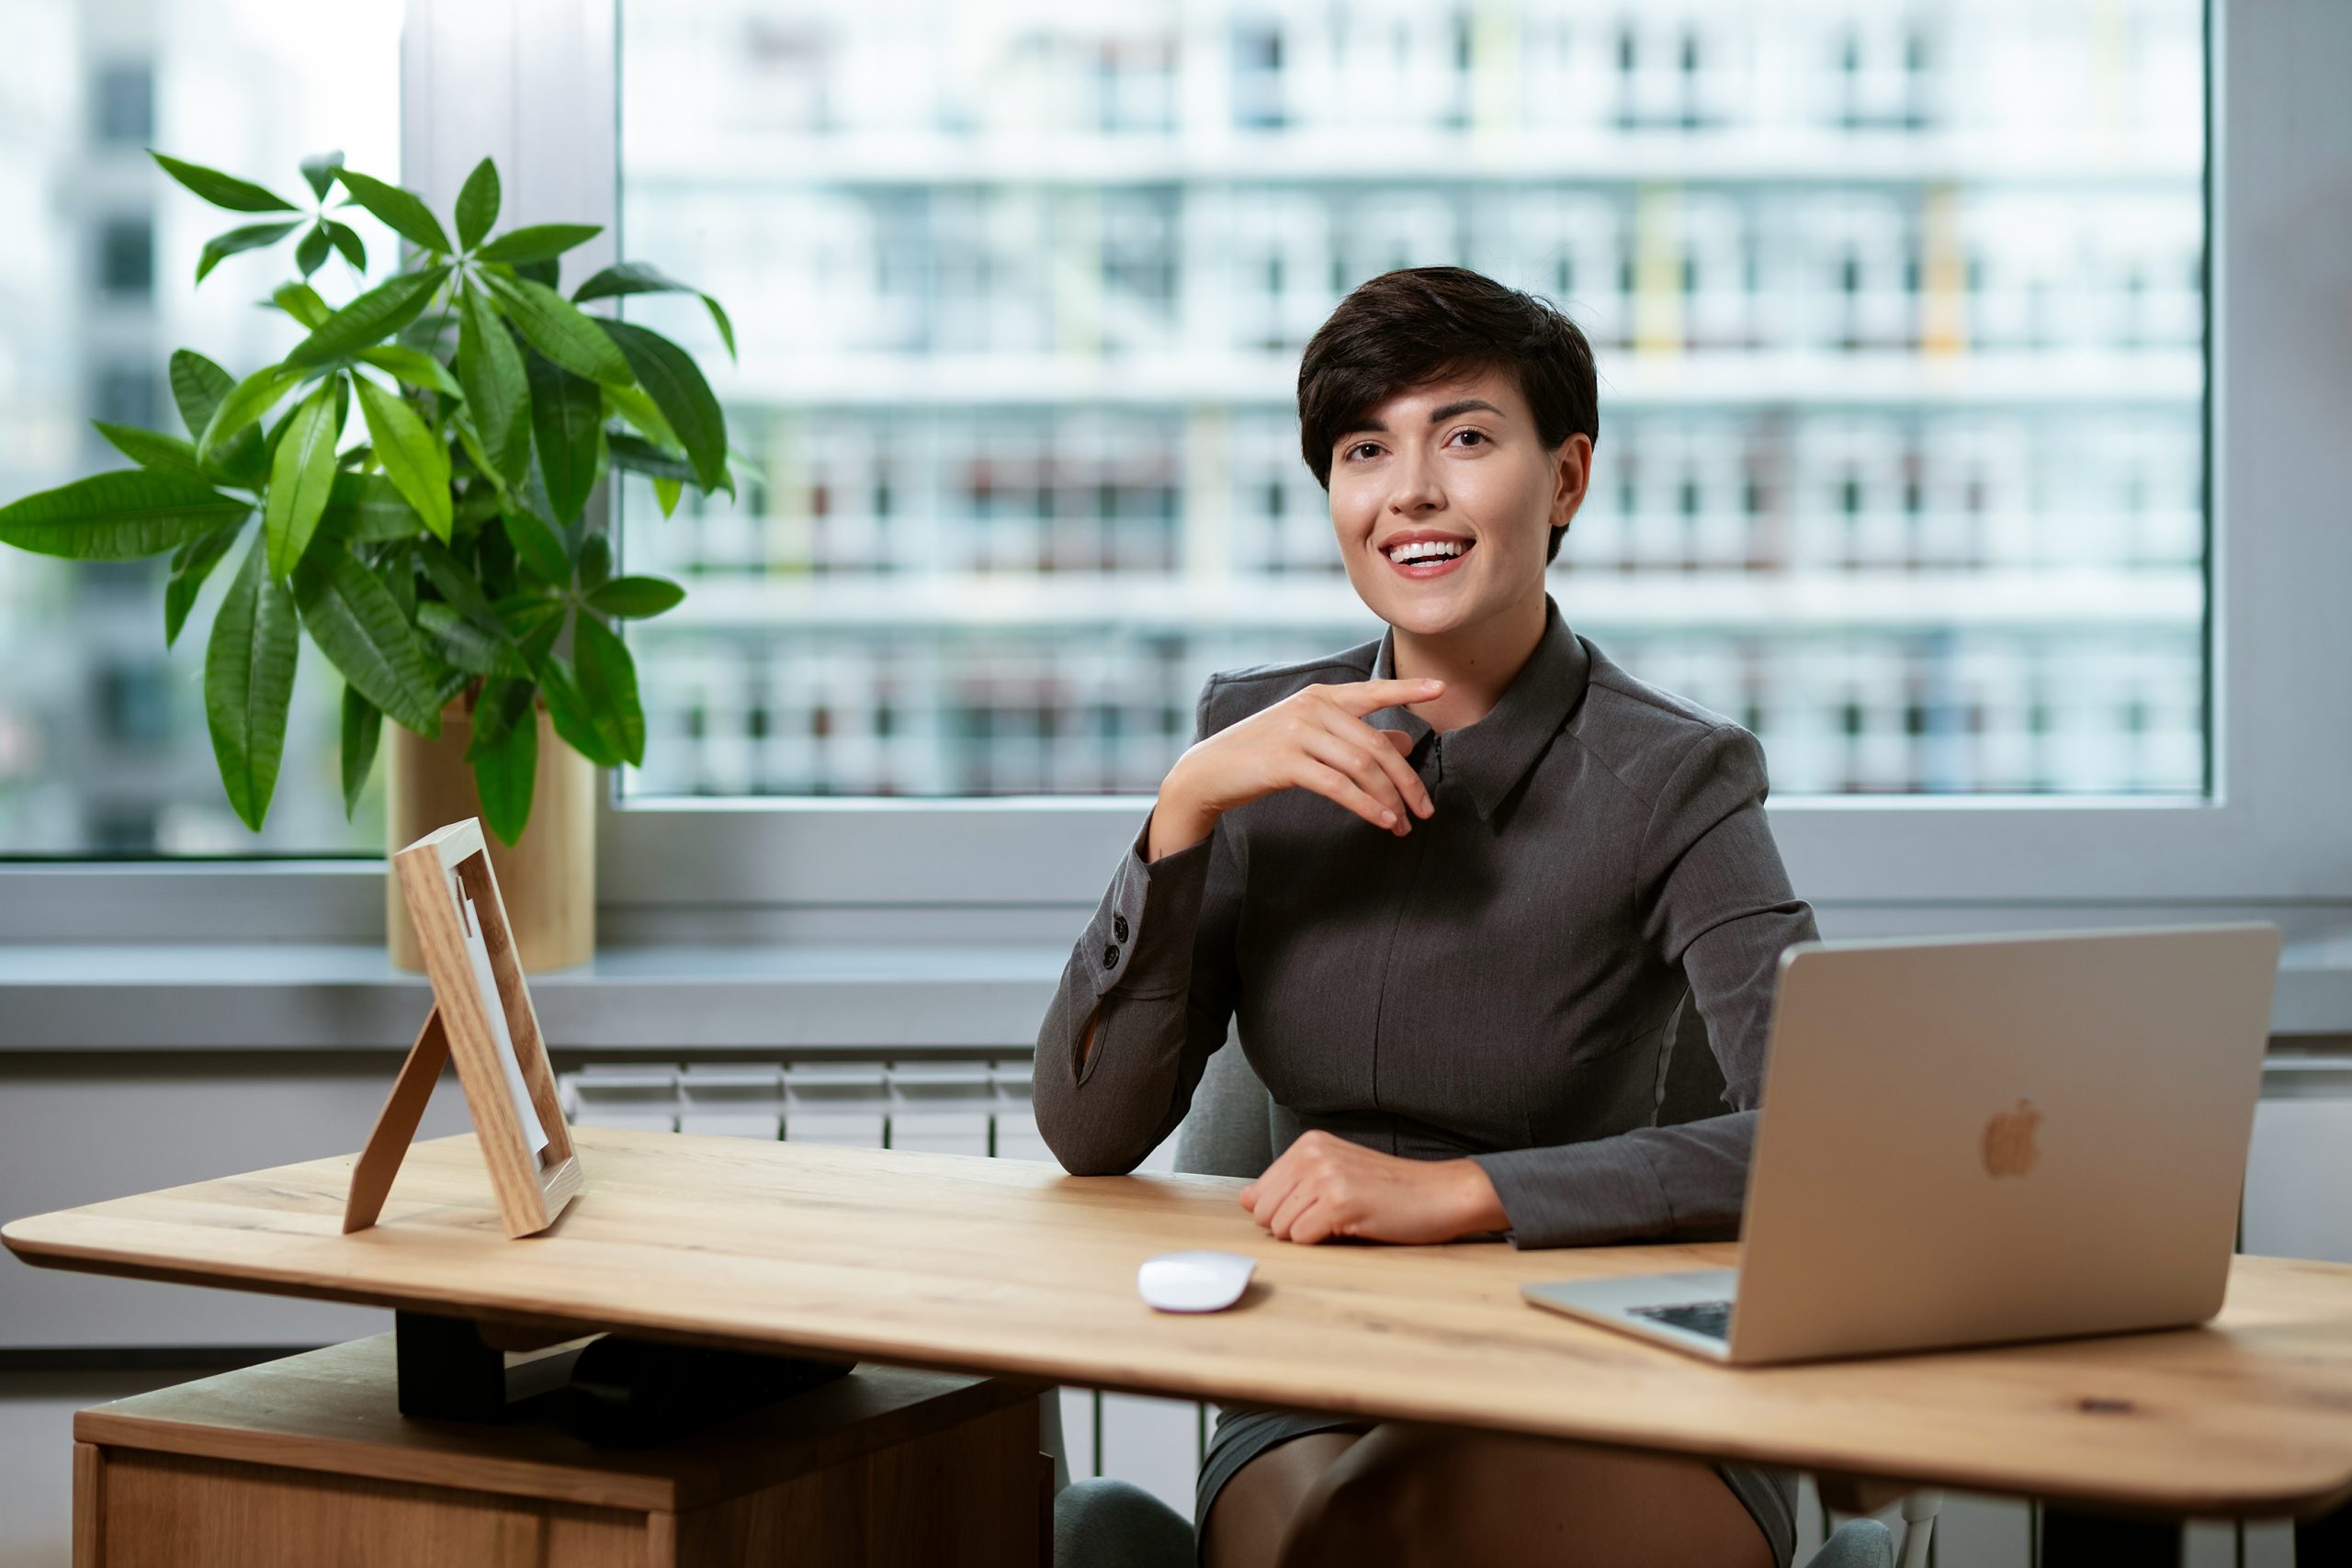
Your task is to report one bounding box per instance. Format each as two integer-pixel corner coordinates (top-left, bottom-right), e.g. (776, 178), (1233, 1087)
(1387, 451), (1444, 514)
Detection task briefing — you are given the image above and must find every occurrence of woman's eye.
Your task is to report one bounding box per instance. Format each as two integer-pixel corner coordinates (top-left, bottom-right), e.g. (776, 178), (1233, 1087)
(1449, 428), (1487, 448)
(1346, 442), (1382, 461)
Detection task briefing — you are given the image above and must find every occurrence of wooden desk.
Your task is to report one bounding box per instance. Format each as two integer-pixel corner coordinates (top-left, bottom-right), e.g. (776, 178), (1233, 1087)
(12, 1126), (2352, 1522)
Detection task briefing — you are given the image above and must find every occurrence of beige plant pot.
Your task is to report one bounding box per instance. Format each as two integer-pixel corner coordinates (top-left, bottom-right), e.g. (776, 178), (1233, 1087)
(387, 695), (596, 974)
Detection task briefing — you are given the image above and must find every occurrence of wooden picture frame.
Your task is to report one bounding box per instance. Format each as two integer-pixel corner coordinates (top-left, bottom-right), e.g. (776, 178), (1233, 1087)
(344, 818), (582, 1238)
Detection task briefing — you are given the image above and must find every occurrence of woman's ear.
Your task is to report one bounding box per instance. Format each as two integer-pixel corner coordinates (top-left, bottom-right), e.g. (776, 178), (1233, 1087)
(1550, 434), (1593, 530)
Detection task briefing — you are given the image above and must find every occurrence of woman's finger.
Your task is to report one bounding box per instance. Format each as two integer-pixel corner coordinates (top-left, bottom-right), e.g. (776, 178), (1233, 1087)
(1300, 732), (1412, 834)
(1264, 1179), (1323, 1242)
(1332, 712), (1434, 818)
(1245, 1160), (1299, 1227)
(1293, 758), (1405, 834)
(1324, 677), (1446, 717)
(1287, 1197), (1342, 1247)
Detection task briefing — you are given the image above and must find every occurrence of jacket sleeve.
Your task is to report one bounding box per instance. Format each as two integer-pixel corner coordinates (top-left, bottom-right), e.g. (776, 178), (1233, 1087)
(1469, 724), (1817, 1247)
(1034, 677), (1247, 1175)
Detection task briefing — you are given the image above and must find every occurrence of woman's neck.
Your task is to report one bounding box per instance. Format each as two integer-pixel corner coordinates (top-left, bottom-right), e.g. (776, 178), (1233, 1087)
(1390, 585), (1549, 733)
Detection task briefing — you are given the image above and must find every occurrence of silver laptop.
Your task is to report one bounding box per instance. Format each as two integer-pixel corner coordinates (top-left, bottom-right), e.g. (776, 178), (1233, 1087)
(1523, 924), (2281, 1365)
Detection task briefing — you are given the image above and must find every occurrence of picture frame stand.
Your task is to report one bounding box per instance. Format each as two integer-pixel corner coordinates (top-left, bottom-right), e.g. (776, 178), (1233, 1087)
(345, 818), (582, 1238)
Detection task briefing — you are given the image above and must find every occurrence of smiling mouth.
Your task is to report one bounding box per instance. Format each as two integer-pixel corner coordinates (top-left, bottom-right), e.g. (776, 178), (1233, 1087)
(1384, 538), (1476, 576)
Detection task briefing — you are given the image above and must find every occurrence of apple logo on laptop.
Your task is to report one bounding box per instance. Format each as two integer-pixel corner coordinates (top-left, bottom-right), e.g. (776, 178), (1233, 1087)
(1982, 1099), (2042, 1178)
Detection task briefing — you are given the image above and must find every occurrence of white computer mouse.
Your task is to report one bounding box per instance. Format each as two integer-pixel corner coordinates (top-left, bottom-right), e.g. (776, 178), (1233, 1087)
(1136, 1250), (1257, 1313)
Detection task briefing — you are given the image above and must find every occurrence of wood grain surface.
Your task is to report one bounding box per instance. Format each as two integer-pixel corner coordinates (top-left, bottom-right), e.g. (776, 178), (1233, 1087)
(13, 1127), (2352, 1517)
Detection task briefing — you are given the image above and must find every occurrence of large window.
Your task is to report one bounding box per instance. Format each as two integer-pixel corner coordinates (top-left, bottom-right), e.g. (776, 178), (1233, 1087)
(614, 0), (2207, 803)
(0, 0), (403, 854)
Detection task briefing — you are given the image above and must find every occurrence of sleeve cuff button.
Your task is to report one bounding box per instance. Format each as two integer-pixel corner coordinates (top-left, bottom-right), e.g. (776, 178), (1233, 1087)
(1102, 943), (1120, 969)
(1113, 915), (1129, 942)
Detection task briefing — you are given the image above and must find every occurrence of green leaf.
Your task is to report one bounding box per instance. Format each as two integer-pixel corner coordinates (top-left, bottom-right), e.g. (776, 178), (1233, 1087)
(300, 150), (345, 203)
(92, 422), (213, 486)
(480, 271), (632, 386)
(356, 345), (463, 400)
(572, 614), (644, 767)
(352, 376), (453, 544)
(469, 685), (537, 845)
(169, 351), (233, 439)
(340, 682), (381, 818)
(608, 432), (695, 483)
(271, 281), (332, 328)
(499, 507), (570, 586)
(475, 223), (602, 265)
(172, 353), (266, 487)
(0, 470), (249, 558)
(282, 265), (451, 370)
(467, 675), (536, 756)
(294, 223), (330, 278)
(598, 320), (727, 491)
(454, 482), (504, 531)
(603, 383), (682, 453)
(535, 651), (624, 766)
(497, 593), (567, 655)
(652, 477), (683, 517)
(318, 471), (424, 541)
(457, 284), (531, 484)
(290, 542), (442, 734)
(383, 540), (417, 620)
(572, 261), (735, 360)
(333, 168), (451, 254)
(578, 533), (612, 590)
(164, 523), (242, 647)
(195, 220), (300, 284)
(322, 220), (367, 271)
(455, 158), (501, 251)
(418, 601), (530, 679)
(585, 574), (685, 619)
(414, 536), (503, 633)
(151, 152), (296, 214)
(526, 351), (604, 525)
(263, 378), (343, 581)
(197, 364), (300, 463)
(204, 534), (300, 831)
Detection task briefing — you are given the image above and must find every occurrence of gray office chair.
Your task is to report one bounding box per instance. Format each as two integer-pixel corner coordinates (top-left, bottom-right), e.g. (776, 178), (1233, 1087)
(1050, 1000), (1935, 1568)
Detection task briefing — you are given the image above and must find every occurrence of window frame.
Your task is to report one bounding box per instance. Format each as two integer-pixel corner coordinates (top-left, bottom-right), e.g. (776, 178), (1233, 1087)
(9, 0), (2350, 946)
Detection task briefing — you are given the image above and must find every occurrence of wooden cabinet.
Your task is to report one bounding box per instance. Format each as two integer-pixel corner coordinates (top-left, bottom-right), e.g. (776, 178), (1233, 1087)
(72, 1337), (1046, 1568)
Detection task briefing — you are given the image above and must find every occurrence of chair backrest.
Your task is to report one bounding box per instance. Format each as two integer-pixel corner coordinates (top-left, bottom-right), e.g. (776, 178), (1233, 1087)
(1174, 1027), (1278, 1179)
(1170, 987), (1730, 1181)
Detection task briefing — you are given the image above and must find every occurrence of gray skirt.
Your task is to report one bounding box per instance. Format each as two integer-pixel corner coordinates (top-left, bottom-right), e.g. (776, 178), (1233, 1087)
(1195, 1403), (1794, 1568)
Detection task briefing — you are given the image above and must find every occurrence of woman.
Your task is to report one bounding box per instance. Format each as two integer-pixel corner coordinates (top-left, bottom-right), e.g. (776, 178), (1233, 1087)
(1034, 266), (1814, 1568)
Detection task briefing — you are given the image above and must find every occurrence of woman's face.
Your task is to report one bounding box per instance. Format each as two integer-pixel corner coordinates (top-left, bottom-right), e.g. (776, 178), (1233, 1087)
(1325, 366), (1589, 641)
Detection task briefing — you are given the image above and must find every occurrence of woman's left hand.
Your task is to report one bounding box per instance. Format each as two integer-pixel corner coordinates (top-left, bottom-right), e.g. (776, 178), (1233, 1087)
(1239, 1130), (1509, 1245)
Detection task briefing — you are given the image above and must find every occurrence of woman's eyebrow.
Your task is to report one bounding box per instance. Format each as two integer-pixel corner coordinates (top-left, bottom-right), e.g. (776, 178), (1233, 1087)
(1428, 398), (1504, 423)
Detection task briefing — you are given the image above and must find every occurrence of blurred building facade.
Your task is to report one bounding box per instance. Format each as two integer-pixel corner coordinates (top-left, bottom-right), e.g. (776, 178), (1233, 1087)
(0, 0), (2207, 852)
(616, 0), (2207, 801)
(0, 0), (402, 853)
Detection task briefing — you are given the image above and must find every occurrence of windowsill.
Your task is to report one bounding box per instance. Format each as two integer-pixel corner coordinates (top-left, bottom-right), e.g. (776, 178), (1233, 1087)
(0, 942), (1067, 1052)
(1, 935), (2349, 1052)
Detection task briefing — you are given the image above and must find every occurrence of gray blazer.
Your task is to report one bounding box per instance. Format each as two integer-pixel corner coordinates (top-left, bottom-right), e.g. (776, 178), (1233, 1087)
(1034, 594), (1818, 1248)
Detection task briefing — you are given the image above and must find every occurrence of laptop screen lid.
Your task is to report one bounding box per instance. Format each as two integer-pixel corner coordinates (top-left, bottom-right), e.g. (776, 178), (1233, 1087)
(1725, 924), (2279, 1365)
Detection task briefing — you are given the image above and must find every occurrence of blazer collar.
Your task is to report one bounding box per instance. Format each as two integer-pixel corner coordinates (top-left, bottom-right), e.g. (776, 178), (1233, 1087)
(1364, 593), (1591, 821)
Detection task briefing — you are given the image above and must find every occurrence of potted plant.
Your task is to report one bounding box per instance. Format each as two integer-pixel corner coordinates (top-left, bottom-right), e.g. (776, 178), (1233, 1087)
(0, 150), (738, 971)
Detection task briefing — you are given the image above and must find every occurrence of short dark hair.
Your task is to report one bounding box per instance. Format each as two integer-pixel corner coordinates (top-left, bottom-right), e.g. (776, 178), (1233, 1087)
(1297, 266), (1599, 564)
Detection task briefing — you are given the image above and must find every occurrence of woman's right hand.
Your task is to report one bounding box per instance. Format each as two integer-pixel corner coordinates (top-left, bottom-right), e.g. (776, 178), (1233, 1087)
(1147, 678), (1446, 861)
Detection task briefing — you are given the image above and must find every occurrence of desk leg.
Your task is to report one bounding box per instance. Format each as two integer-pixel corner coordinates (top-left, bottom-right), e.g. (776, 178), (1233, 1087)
(2300, 1495), (2352, 1561)
(73, 1442), (103, 1568)
(2038, 1506), (2177, 1567)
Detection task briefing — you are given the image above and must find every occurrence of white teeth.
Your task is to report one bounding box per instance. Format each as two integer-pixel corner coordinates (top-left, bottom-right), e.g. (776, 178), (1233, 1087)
(1386, 539), (1468, 563)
